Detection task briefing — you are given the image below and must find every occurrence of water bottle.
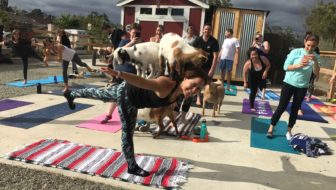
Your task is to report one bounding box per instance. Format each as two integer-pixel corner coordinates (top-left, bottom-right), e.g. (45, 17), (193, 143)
(54, 75), (58, 83)
(36, 83), (42, 94)
(200, 119), (207, 139)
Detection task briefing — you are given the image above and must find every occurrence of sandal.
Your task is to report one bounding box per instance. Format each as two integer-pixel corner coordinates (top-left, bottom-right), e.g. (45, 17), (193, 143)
(100, 115), (112, 124)
(266, 131), (273, 139)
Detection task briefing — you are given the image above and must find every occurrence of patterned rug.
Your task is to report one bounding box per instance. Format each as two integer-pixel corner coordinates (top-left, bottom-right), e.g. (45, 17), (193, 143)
(5, 139), (191, 188)
(150, 112), (201, 136)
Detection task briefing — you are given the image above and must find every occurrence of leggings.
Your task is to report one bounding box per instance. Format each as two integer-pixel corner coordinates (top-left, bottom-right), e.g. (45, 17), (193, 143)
(70, 82), (139, 169)
(62, 54), (89, 83)
(271, 82), (307, 128)
(21, 56), (28, 80)
(174, 95), (193, 113)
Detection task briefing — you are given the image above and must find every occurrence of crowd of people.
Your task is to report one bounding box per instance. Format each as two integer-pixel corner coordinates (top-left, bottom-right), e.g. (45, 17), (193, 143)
(1, 23), (333, 177)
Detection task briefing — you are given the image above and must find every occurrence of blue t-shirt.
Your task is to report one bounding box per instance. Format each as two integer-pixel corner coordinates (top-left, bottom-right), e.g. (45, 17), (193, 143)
(283, 48), (320, 88)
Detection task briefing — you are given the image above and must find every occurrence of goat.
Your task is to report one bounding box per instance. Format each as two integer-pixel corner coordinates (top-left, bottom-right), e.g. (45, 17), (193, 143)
(113, 42), (160, 78)
(159, 33), (208, 76)
(137, 105), (178, 139)
(202, 80), (225, 117)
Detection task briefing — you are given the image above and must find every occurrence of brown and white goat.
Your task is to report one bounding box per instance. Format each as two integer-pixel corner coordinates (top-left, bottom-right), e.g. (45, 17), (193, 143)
(137, 105), (178, 139)
(202, 80), (225, 117)
(159, 33), (208, 76)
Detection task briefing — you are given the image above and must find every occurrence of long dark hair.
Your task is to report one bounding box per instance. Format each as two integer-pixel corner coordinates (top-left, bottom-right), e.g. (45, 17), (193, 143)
(183, 62), (209, 84)
(246, 47), (261, 60)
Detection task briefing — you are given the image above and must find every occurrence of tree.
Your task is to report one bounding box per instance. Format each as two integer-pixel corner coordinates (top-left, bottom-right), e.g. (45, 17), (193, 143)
(200, 0), (232, 7)
(306, 1), (336, 50)
(53, 14), (81, 29)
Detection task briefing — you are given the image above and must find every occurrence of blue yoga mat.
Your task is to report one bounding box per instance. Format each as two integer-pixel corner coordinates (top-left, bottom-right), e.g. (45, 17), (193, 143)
(303, 97), (323, 105)
(286, 102), (328, 123)
(0, 102), (92, 129)
(250, 117), (299, 154)
(245, 89), (280, 101)
(224, 84), (237, 96)
(7, 76), (64, 87)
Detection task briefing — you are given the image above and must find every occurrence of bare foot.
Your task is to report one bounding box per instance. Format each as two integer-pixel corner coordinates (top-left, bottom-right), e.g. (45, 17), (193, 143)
(62, 88), (69, 92)
(298, 109), (304, 116)
(23, 80), (27, 84)
(44, 62), (49, 67)
(196, 101), (202, 106)
(251, 108), (256, 112)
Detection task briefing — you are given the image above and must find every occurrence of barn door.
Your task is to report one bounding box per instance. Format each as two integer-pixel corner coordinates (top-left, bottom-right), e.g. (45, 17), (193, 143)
(140, 21), (158, 42)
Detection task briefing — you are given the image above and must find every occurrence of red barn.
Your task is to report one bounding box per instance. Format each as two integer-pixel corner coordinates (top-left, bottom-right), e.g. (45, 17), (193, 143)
(116, 0), (209, 42)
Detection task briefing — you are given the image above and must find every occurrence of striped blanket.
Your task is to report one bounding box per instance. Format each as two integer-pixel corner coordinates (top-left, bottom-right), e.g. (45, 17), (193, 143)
(150, 112), (201, 136)
(5, 139), (190, 188)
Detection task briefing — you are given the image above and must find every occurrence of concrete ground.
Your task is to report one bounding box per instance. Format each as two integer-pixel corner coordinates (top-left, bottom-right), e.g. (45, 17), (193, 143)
(0, 59), (335, 190)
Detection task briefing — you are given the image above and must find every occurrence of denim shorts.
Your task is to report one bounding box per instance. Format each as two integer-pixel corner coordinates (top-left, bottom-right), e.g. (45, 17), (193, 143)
(219, 59), (233, 71)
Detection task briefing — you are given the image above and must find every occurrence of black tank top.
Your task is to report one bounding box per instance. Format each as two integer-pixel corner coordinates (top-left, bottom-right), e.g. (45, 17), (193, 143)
(248, 57), (266, 83)
(126, 81), (179, 108)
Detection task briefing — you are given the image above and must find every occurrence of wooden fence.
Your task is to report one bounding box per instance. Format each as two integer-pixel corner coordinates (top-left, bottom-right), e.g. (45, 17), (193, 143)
(319, 51), (336, 100)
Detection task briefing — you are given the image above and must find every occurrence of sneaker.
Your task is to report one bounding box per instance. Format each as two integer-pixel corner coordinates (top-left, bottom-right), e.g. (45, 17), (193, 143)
(286, 132), (292, 141)
(101, 115), (112, 124)
(63, 90), (76, 110)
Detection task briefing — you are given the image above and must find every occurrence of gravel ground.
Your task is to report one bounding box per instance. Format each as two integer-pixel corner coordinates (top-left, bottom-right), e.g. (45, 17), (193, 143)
(0, 59), (125, 190)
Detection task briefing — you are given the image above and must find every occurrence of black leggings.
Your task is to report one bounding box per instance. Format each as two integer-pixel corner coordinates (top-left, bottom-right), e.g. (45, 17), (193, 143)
(271, 82), (307, 128)
(21, 56), (28, 80)
(174, 95), (193, 113)
(62, 54), (89, 83)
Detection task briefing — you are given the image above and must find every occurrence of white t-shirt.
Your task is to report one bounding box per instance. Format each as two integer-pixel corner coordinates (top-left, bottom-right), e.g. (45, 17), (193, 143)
(62, 45), (76, 61)
(220, 37), (240, 60)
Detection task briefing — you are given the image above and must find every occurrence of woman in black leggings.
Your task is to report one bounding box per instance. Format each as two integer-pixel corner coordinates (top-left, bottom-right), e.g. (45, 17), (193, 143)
(3, 29), (43, 84)
(63, 63), (208, 177)
(243, 47), (270, 111)
(267, 34), (320, 140)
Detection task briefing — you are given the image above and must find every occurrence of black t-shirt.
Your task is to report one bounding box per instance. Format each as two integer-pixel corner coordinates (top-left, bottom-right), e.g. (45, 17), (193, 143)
(110, 29), (125, 49)
(192, 35), (219, 71)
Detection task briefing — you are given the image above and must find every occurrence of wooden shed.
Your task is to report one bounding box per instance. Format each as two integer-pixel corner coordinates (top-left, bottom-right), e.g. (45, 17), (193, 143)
(212, 7), (269, 81)
(116, 0), (209, 42)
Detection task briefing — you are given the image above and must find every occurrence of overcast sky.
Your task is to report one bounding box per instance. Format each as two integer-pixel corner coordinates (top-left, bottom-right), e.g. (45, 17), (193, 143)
(8, 0), (324, 33)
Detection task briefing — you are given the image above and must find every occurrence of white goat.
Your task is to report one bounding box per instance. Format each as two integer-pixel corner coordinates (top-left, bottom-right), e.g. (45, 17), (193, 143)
(113, 42), (160, 78)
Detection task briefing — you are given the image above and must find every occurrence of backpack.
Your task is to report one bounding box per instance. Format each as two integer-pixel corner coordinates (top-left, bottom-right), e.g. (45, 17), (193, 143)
(289, 133), (332, 157)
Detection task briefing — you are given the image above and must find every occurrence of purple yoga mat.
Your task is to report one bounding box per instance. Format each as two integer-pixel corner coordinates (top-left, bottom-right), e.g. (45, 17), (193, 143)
(0, 99), (33, 112)
(242, 99), (273, 117)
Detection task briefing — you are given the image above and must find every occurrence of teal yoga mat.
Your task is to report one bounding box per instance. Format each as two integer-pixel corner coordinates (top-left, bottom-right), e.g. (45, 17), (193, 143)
(7, 76), (64, 87)
(250, 117), (299, 154)
(0, 102), (92, 129)
(224, 84), (237, 96)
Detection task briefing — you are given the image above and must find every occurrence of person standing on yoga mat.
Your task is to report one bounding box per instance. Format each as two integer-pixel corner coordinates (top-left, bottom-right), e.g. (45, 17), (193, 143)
(63, 62), (208, 177)
(243, 47), (270, 111)
(43, 38), (95, 92)
(1, 29), (44, 84)
(267, 33), (320, 140)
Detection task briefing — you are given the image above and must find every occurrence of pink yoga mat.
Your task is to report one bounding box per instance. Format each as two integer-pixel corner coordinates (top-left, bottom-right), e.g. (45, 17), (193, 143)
(77, 111), (121, 133)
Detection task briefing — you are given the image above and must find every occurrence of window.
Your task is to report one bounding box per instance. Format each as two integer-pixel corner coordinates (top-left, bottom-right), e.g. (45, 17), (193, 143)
(171, 8), (184, 16)
(156, 8), (168, 15)
(140, 8), (152, 15)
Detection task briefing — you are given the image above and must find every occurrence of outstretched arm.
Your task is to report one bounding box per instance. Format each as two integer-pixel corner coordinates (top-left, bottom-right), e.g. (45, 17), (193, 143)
(101, 67), (174, 97)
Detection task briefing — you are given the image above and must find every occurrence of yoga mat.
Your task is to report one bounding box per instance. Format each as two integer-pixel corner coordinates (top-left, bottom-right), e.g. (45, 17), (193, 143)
(150, 112), (201, 136)
(303, 96), (324, 105)
(286, 102), (328, 123)
(0, 102), (93, 129)
(0, 99), (33, 112)
(224, 84), (237, 96)
(6, 139), (190, 189)
(7, 76), (64, 87)
(250, 117), (299, 154)
(77, 112), (122, 133)
(245, 89), (280, 101)
(314, 104), (336, 121)
(242, 99), (273, 117)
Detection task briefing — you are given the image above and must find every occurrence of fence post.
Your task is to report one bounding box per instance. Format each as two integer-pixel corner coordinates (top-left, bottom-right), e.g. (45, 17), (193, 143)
(328, 59), (336, 100)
